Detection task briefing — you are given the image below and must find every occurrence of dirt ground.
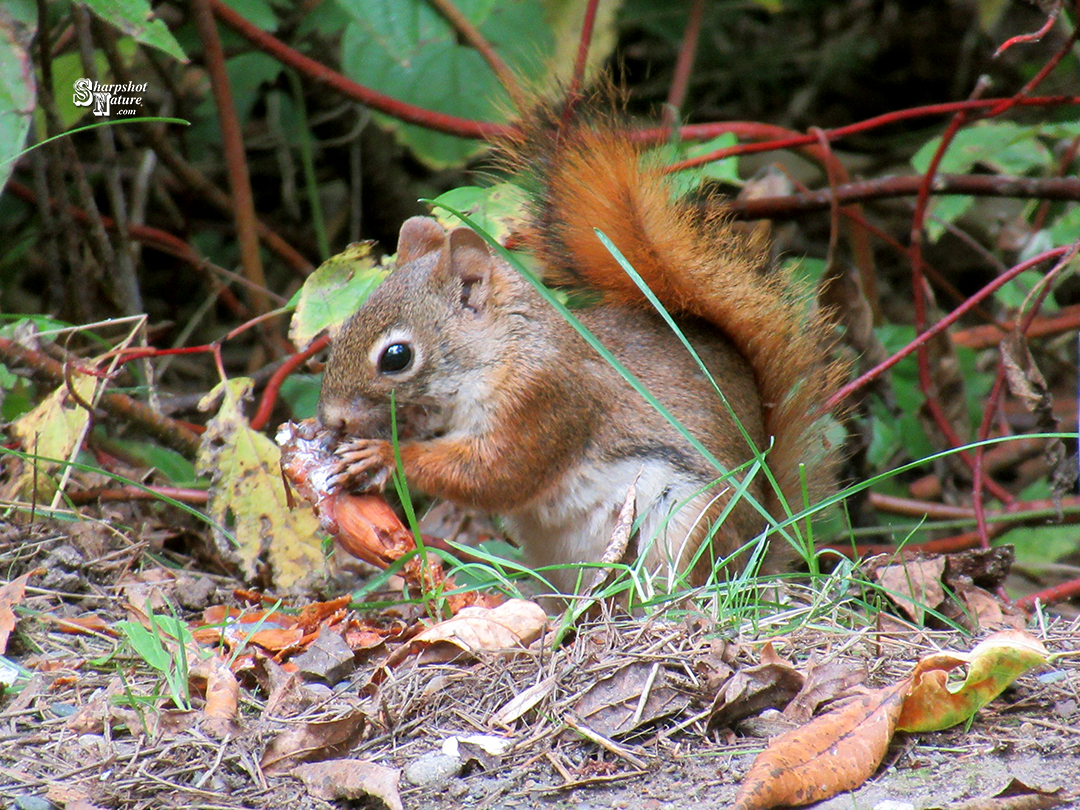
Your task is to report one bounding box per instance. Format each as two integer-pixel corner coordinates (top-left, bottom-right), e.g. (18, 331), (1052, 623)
(2, 518), (1078, 810)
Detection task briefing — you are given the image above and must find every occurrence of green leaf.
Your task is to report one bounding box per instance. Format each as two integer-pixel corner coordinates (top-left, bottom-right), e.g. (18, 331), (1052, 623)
(924, 195), (973, 243)
(116, 621), (173, 673)
(1004, 522), (1080, 565)
(911, 122), (1050, 176)
(0, 8), (36, 190)
(670, 132), (742, 190)
(221, 0), (280, 31)
(337, 0), (551, 167)
(867, 326), (933, 464)
(48, 50), (105, 129)
(288, 242), (388, 346)
(197, 50), (282, 125)
(101, 435), (200, 486)
(82, 0), (187, 61)
(993, 267), (1059, 311)
(278, 373), (322, 420)
(1047, 205), (1080, 248)
(546, 0), (621, 86)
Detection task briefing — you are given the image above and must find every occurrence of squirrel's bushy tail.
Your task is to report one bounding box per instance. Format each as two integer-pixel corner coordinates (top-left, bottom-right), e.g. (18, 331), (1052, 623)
(496, 93), (846, 526)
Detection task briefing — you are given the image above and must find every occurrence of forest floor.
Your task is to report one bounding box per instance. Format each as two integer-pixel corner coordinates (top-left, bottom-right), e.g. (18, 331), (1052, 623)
(1, 516), (1078, 810)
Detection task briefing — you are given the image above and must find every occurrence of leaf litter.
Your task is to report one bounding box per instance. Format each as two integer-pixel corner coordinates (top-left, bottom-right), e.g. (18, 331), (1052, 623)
(1, 518), (1079, 810)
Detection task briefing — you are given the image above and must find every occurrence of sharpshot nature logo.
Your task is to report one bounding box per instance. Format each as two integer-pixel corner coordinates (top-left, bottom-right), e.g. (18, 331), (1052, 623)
(72, 78), (147, 116)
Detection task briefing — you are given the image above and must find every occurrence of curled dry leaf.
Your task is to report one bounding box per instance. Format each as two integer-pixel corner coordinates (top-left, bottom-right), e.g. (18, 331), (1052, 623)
(897, 629), (1050, 733)
(199, 656), (241, 737)
(292, 759), (403, 810)
(708, 652), (805, 730)
(260, 710), (368, 774)
(1001, 332), (1075, 501)
(874, 554), (946, 624)
(733, 677), (911, 810)
(391, 598), (547, 665)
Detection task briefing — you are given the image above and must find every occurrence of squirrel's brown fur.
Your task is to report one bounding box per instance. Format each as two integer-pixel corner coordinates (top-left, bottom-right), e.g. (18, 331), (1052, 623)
(317, 91), (846, 593)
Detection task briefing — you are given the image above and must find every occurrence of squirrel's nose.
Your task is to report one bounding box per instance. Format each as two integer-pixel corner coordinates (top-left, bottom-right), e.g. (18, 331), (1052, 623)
(316, 396), (384, 439)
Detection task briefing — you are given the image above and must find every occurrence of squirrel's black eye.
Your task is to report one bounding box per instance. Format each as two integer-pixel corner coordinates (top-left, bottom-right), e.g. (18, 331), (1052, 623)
(378, 342), (413, 373)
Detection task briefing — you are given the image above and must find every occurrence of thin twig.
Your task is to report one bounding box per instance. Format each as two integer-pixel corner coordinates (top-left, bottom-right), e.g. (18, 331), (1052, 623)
(190, 0), (269, 317)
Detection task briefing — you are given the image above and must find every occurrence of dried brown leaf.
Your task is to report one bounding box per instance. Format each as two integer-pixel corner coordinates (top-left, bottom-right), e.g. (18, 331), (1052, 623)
(392, 598), (547, 665)
(876, 555), (946, 624)
(292, 759), (403, 810)
(0, 569), (41, 654)
(783, 658), (868, 723)
(1001, 333), (1075, 502)
(931, 777), (1070, 810)
(200, 656), (240, 736)
(261, 711), (368, 774)
(489, 675), (558, 728)
(573, 662), (690, 738)
(709, 656), (805, 730)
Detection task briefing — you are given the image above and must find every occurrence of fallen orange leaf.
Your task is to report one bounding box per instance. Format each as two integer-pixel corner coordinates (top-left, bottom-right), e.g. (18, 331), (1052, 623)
(0, 569), (42, 654)
(733, 676), (911, 810)
(200, 656), (241, 736)
(49, 614), (116, 636)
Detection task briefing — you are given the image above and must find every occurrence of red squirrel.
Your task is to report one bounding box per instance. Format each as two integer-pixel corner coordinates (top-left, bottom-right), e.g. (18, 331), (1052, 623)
(316, 95), (845, 593)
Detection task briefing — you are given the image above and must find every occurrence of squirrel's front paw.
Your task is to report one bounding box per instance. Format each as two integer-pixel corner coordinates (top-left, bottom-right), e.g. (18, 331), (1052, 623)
(329, 438), (396, 493)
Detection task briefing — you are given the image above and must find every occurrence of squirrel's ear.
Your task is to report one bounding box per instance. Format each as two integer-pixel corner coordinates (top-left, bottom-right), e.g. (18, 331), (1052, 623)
(447, 227), (498, 313)
(397, 216), (447, 264)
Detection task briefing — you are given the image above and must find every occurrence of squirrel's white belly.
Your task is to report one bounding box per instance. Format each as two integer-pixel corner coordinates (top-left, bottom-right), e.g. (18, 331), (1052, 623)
(502, 457), (729, 594)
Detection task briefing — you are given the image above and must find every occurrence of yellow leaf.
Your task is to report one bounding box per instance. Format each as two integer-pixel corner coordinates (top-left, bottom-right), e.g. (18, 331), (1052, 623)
(197, 378), (323, 588)
(6, 369), (100, 499)
(897, 629), (1049, 732)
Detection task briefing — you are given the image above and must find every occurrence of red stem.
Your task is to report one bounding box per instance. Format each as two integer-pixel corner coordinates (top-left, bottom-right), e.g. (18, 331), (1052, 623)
(664, 96), (1080, 170)
(825, 246), (1078, 410)
(663, 0), (705, 126)
(994, 8), (1059, 57)
(568, 0), (600, 99)
(249, 334), (331, 431)
(209, 0), (504, 140)
(1016, 577), (1080, 610)
(192, 0), (268, 316)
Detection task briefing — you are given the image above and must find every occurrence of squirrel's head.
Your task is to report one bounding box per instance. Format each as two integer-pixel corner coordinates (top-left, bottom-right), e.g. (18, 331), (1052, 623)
(317, 216), (531, 440)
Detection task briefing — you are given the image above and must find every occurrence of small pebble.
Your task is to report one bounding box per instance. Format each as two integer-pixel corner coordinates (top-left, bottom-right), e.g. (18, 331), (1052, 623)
(77, 733), (107, 752)
(48, 702), (77, 718)
(403, 751), (463, 787)
(13, 796), (57, 810)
